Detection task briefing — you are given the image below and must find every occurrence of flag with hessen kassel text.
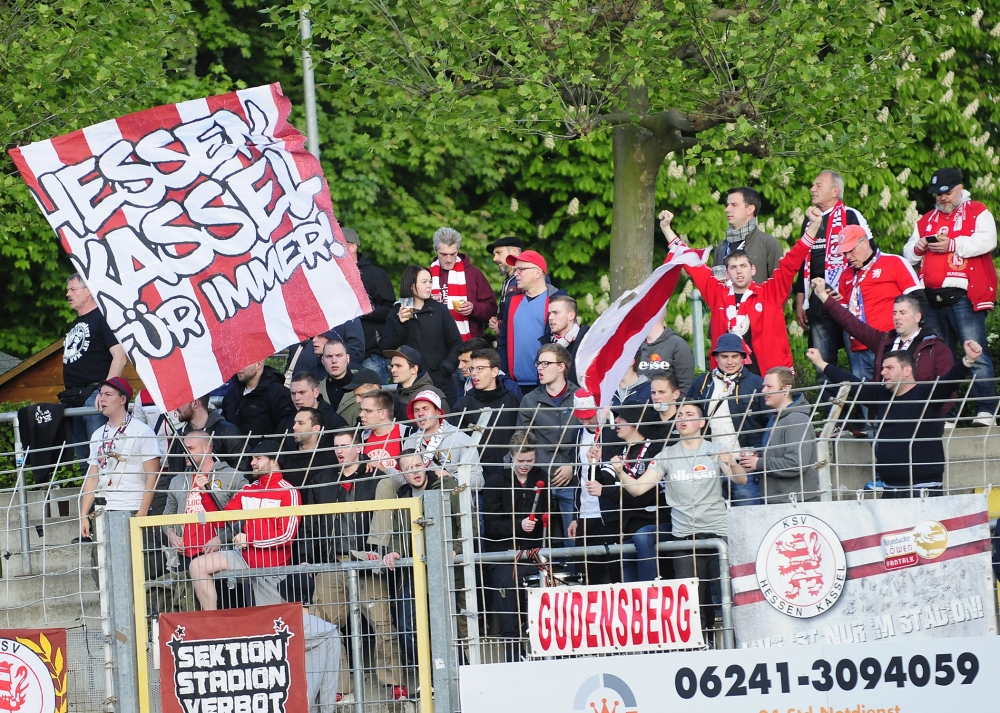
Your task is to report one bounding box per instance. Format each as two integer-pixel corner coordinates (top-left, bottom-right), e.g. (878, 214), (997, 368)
(9, 84), (370, 412)
(575, 247), (710, 407)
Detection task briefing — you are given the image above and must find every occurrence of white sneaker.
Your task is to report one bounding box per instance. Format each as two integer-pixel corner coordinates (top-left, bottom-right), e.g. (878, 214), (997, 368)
(943, 419), (956, 429)
(972, 412), (995, 427)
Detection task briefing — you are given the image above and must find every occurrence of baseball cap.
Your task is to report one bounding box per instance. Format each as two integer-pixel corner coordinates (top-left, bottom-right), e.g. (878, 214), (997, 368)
(486, 236), (525, 252)
(927, 168), (963, 195)
(407, 390), (443, 420)
(573, 389), (598, 419)
(383, 345), (424, 370)
(345, 368), (383, 391)
(506, 249), (547, 273)
(711, 333), (747, 356)
(99, 376), (134, 401)
(834, 225), (870, 255)
(341, 227), (360, 245)
(250, 439), (282, 456)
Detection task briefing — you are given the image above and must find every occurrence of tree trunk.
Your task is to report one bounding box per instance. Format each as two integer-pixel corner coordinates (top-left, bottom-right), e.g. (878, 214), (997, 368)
(610, 87), (672, 299)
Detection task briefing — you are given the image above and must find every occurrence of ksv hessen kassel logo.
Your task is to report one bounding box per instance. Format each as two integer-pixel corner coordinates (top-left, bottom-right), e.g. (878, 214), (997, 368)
(0, 639), (56, 713)
(755, 515), (847, 618)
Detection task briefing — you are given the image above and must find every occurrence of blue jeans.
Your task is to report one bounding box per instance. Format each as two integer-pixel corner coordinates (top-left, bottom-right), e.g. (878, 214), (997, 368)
(361, 354), (390, 385)
(923, 296), (998, 415)
(551, 486), (577, 548)
(847, 344), (875, 381)
(728, 472), (762, 506)
(847, 345), (876, 424)
(72, 391), (106, 462)
(628, 523), (673, 582)
(809, 311), (842, 388)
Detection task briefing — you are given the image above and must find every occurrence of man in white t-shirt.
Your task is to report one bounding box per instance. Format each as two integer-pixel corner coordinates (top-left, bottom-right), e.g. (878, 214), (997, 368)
(79, 377), (162, 540)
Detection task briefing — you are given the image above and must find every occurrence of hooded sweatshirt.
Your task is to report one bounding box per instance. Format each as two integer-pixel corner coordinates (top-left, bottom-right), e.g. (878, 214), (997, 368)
(637, 326), (696, 394)
(756, 395), (820, 504)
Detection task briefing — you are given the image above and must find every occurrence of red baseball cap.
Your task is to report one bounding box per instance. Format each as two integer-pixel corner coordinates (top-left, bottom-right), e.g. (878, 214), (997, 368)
(407, 389), (443, 420)
(506, 249), (547, 274)
(99, 376), (134, 401)
(834, 225), (869, 255)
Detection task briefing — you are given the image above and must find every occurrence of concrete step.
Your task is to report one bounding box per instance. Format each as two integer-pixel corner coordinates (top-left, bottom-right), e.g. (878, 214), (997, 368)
(827, 426), (1000, 494)
(0, 572), (102, 628)
(1, 485), (84, 522)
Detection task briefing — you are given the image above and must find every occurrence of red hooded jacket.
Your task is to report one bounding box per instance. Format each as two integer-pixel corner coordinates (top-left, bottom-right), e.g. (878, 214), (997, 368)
(224, 472), (301, 569)
(672, 234), (815, 373)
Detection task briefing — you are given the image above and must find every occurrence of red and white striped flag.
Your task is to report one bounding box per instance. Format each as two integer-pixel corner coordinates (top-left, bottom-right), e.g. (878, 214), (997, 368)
(575, 247), (709, 407)
(9, 84), (370, 412)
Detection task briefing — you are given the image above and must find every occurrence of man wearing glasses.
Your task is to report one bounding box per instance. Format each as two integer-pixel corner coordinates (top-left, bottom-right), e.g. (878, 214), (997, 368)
(824, 225), (920, 382)
(496, 250), (566, 396)
(516, 343), (580, 544)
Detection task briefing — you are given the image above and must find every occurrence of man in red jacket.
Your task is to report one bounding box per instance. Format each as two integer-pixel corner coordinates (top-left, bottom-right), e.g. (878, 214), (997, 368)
(189, 439), (301, 610)
(904, 168), (998, 425)
(812, 285), (954, 383)
(658, 206), (821, 374)
(832, 225), (921, 381)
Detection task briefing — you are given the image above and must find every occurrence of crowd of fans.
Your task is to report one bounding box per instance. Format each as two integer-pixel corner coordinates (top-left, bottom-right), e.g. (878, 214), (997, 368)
(52, 166), (997, 695)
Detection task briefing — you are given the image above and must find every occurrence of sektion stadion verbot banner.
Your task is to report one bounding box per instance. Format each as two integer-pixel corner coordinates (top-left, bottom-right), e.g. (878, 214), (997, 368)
(728, 493), (996, 648)
(158, 603), (308, 713)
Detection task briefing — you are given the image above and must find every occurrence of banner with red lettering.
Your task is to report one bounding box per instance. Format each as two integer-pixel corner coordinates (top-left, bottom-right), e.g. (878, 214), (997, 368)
(0, 628), (68, 713)
(9, 84), (371, 411)
(158, 603), (308, 713)
(575, 248), (710, 407)
(526, 580), (703, 657)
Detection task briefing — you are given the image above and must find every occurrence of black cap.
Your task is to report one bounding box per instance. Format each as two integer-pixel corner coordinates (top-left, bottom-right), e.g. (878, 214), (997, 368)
(250, 439), (283, 456)
(610, 403), (666, 441)
(383, 345), (424, 369)
(927, 168), (963, 195)
(346, 368), (383, 391)
(486, 236), (525, 252)
(341, 227), (360, 245)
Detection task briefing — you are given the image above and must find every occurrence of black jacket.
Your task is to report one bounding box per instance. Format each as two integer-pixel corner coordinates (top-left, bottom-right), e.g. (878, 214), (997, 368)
(687, 369), (767, 449)
(455, 383), (522, 473)
(380, 299), (463, 403)
(482, 466), (562, 551)
(599, 438), (670, 535)
(357, 254), (397, 357)
(823, 360), (970, 487)
(297, 453), (382, 563)
(221, 365), (296, 443)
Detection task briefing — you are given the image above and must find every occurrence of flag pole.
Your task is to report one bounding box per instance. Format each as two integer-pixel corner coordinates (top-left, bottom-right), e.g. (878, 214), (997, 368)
(299, 10), (320, 159)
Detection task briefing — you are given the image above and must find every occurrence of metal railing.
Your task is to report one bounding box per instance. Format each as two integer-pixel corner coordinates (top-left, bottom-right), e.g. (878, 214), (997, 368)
(3, 376), (1000, 710)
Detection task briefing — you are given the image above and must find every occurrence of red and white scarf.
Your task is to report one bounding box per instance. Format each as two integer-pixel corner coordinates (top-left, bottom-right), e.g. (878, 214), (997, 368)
(724, 284), (755, 364)
(430, 257), (470, 340)
(803, 201), (848, 303)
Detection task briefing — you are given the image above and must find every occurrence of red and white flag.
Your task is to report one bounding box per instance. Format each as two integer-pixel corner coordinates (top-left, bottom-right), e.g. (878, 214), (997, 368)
(575, 247), (709, 407)
(9, 84), (370, 411)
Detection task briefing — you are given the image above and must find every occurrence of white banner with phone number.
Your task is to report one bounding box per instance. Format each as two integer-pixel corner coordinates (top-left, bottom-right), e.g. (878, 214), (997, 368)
(460, 635), (1000, 712)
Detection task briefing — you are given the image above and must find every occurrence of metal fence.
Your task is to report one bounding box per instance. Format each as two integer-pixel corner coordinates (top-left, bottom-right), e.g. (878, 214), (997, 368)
(2, 376), (1000, 711)
(129, 499), (432, 713)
